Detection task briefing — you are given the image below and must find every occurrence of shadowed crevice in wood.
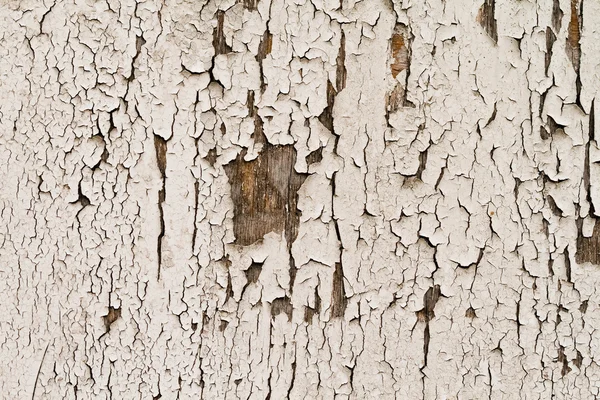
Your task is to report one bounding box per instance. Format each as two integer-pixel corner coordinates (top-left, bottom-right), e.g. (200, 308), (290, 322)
(565, 248), (572, 282)
(240, 261), (263, 299)
(585, 100), (596, 215)
(547, 194), (564, 217)
(257, 29), (273, 92)
(540, 90), (550, 139)
(318, 30), (346, 133)
(154, 134), (167, 280)
(541, 114), (566, 140)
(318, 81), (337, 132)
(128, 35), (146, 82)
(545, 28), (556, 76)
(219, 320), (229, 332)
(315, 32), (348, 321)
(416, 285), (441, 367)
(70, 179), (91, 209)
(154, 136), (167, 190)
(221, 256), (234, 304)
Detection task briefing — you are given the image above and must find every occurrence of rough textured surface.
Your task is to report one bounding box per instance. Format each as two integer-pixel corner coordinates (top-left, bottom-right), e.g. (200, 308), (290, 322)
(2, 0), (600, 398)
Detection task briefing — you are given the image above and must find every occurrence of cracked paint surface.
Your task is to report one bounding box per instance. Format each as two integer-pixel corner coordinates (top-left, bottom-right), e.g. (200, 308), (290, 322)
(2, 0), (600, 398)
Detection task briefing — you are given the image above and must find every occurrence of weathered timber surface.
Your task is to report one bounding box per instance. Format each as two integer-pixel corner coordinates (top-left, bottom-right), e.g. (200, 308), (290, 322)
(2, 0), (600, 398)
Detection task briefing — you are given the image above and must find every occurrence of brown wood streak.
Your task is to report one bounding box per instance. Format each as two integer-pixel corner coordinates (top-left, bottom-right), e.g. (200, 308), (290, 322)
(304, 287), (322, 323)
(552, 0), (563, 32)
(566, 0), (581, 72)
(331, 262), (347, 318)
(417, 285), (441, 367)
(545, 28), (556, 76)
(387, 24), (414, 112)
(578, 102), (596, 264)
(154, 135), (167, 279)
(257, 29), (272, 92)
(336, 30), (346, 92)
(577, 220), (600, 265)
(477, 0), (498, 43)
(243, 0), (259, 11)
(390, 32), (407, 78)
(213, 10), (232, 56)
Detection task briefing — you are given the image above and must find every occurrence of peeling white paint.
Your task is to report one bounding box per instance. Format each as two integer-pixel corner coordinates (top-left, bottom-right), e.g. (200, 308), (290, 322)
(1, 0), (600, 398)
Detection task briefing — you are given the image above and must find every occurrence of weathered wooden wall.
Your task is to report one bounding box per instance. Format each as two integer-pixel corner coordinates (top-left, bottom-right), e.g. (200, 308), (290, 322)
(2, 0), (600, 398)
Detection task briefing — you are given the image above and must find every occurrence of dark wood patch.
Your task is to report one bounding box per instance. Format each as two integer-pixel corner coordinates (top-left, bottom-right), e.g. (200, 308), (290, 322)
(257, 30), (272, 61)
(154, 135), (167, 180)
(271, 296), (293, 321)
(477, 0), (498, 43)
(224, 92), (308, 246)
(245, 261), (263, 284)
(416, 285), (441, 322)
(465, 307), (477, 318)
(103, 306), (121, 332)
(391, 27), (409, 78)
(127, 35), (146, 82)
(576, 219), (600, 265)
(205, 148), (218, 166)
(387, 23), (414, 114)
(305, 147), (323, 166)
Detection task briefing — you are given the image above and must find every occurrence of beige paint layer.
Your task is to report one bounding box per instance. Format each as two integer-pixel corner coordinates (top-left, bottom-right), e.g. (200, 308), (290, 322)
(1, 0), (600, 398)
